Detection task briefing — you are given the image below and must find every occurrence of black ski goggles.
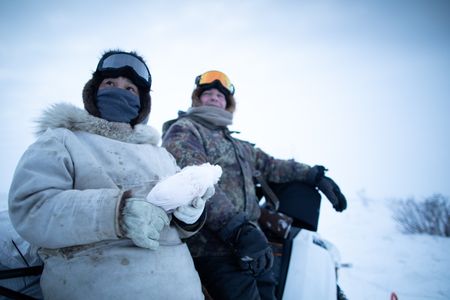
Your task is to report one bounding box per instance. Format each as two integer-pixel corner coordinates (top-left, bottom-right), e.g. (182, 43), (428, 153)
(96, 52), (152, 89)
(195, 70), (235, 95)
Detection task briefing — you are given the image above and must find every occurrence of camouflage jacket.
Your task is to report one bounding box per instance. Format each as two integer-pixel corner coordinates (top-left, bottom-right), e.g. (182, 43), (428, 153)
(162, 113), (312, 257)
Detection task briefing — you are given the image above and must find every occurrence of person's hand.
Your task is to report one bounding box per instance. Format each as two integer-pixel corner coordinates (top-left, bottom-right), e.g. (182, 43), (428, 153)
(173, 185), (214, 224)
(317, 176), (347, 212)
(120, 197), (170, 249)
(146, 163), (221, 211)
(218, 213), (273, 276)
(233, 223), (274, 276)
(306, 165), (326, 185)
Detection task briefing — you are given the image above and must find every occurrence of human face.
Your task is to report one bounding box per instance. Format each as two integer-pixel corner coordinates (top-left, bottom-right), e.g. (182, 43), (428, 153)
(199, 88), (227, 109)
(99, 76), (140, 97)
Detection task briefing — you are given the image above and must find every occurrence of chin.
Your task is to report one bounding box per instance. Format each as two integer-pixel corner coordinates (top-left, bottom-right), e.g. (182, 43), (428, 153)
(206, 104), (224, 109)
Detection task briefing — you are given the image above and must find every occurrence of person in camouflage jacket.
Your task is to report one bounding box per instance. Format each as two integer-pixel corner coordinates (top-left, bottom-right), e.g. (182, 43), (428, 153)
(162, 70), (347, 300)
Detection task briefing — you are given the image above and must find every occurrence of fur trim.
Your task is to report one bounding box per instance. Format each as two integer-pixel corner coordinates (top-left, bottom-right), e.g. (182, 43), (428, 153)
(35, 103), (160, 145)
(82, 77), (102, 118)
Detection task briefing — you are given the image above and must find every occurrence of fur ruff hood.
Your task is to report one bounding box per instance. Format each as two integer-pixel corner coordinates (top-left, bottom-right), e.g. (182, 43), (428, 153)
(35, 103), (160, 145)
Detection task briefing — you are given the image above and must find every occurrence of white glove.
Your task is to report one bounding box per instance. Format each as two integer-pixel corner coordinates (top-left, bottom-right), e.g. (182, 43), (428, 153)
(120, 197), (170, 249)
(173, 186), (215, 224)
(147, 163), (222, 211)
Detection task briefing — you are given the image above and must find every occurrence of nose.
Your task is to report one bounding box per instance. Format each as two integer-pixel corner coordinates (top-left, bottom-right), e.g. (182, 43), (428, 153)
(210, 94), (220, 102)
(115, 78), (129, 89)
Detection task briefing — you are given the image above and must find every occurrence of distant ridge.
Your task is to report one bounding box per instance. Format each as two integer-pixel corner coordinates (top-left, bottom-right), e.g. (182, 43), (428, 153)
(0, 192), (7, 211)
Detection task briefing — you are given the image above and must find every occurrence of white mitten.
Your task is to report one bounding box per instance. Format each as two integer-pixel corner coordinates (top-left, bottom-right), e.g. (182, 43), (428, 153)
(173, 186), (215, 224)
(147, 163), (222, 211)
(120, 198), (170, 249)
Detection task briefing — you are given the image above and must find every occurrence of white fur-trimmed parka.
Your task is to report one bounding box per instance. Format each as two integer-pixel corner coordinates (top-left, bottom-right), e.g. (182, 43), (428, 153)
(8, 103), (204, 300)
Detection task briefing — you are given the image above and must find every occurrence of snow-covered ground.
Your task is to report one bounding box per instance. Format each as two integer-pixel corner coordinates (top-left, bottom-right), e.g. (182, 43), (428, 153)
(319, 196), (450, 300)
(1, 192), (449, 299)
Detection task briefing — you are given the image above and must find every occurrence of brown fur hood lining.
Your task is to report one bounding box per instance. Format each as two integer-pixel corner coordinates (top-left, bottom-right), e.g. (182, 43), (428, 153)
(35, 102), (160, 145)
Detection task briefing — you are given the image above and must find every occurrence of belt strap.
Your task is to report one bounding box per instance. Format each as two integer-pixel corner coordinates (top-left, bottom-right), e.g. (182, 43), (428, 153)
(253, 170), (280, 210)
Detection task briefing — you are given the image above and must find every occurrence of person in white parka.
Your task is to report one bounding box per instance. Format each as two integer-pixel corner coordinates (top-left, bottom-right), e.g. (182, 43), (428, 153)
(8, 50), (211, 300)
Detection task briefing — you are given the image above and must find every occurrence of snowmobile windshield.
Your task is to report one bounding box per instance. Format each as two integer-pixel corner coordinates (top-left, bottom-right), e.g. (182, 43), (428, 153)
(195, 70), (235, 95)
(97, 52), (151, 89)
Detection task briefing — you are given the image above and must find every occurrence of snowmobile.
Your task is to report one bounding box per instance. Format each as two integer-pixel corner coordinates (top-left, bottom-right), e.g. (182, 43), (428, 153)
(254, 177), (347, 300)
(0, 180), (346, 300)
(0, 210), (43, 300)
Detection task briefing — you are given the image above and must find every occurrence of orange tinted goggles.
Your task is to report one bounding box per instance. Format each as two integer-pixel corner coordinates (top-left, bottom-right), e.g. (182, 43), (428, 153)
(195, 70), (235, 95)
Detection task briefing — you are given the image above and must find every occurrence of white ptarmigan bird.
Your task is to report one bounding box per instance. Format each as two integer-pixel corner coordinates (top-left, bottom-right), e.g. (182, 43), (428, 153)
(147, 163), (222, 211)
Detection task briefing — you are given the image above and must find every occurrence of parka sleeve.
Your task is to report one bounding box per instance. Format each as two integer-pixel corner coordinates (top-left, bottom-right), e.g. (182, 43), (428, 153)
(162, 121), (238, 231)
(172, 209), (206, 239)
(252, 145), (312, 183)
(8, 130), (122, 249)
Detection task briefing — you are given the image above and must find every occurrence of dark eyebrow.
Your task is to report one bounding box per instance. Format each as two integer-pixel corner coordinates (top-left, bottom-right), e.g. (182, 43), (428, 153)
(124, 77), (136, 85)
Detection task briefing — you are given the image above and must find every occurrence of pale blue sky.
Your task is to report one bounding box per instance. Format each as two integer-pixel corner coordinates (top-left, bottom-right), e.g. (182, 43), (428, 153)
(1, 0), (449, 202)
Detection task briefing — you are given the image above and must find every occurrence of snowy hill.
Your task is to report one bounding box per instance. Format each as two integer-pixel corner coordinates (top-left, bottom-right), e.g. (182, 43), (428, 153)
(319, 197), (450, 300)
(0, 193), (7, 211)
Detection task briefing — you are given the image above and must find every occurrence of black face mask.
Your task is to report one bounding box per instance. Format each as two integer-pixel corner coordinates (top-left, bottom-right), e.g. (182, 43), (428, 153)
(96, 88), (140, 123)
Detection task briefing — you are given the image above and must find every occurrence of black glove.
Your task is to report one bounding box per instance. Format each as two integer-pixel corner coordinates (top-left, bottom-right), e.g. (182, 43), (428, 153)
(234, 223), (274, 276)
(317, 176), (347, 212)
(305, 165), (326, 186)
(218, 213), (274, 276)
(306, 165), (347, 212)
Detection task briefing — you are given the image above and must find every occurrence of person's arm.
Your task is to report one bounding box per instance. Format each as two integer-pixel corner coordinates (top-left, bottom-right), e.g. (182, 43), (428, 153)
(9, 130), (122, 249)
(172, 208), (206, 239)
(252, 145), (311, 183)
(253, 145), (347, 212)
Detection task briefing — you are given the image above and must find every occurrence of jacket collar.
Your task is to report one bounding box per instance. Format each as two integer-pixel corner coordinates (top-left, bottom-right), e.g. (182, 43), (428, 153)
(35, 103), (160, 145)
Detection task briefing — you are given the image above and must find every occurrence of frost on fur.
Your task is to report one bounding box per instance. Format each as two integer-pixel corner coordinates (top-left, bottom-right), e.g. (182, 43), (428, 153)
(147, 163), (222, 211)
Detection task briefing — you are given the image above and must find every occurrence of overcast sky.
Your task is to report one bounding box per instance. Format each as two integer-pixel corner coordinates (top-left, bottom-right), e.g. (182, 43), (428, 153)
(1, 0), (449, 202)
